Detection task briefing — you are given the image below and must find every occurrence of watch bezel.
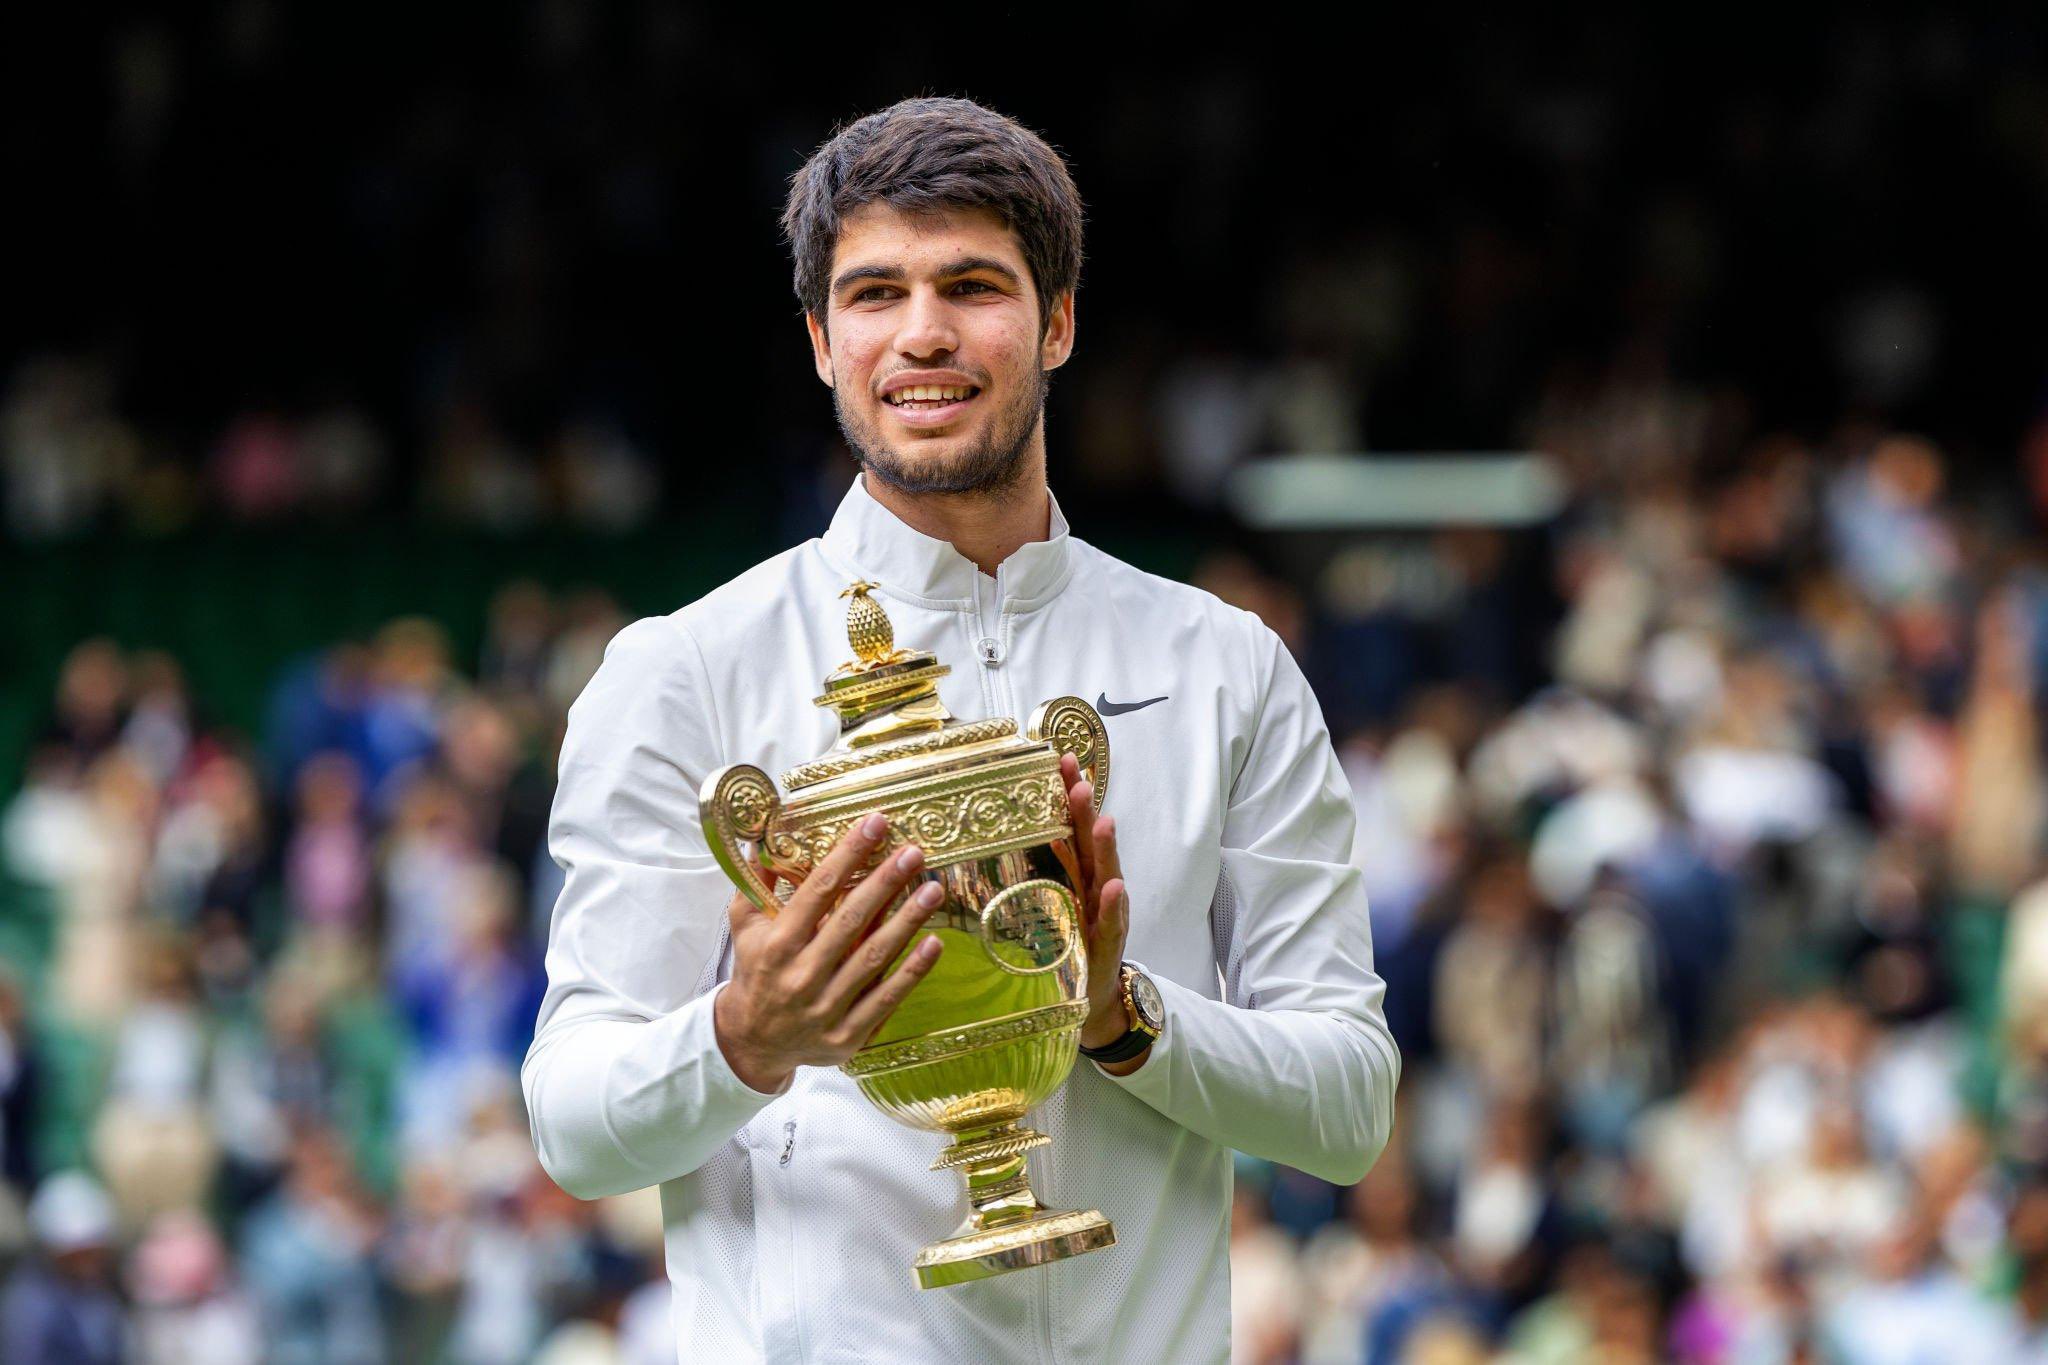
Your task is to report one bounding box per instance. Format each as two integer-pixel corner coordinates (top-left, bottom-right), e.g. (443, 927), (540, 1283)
(1124, 967), (1164, 1034)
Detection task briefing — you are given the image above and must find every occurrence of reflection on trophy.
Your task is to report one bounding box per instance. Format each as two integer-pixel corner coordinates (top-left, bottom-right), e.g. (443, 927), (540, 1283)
(698, 581), (1117, 1288)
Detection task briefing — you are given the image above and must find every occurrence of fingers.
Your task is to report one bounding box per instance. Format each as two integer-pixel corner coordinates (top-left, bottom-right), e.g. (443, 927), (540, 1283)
(839, 934), (945, 1047)
(822, 877), (946, 1010)
(1065, 775), (1098, 889)
(1097, 822), (1130, 961)
(1093, 813), (1124, 888)
(801, 840), (927, 971)
(777, 811), (893, 946)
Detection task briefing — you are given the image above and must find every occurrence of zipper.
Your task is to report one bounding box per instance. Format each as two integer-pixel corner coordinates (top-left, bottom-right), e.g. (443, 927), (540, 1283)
(779, 1119), (797, 1167)
(970, 569), (1009, 718)
(992, 563), (1017, 718)
(755, 1104), (804, 1363)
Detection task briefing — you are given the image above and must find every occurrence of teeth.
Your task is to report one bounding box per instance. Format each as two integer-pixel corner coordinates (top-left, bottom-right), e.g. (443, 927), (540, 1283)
(888, 384), (973, 405)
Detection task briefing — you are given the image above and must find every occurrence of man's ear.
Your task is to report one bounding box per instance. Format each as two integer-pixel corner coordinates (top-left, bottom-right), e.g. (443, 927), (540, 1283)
(1040, 290), (1077, 372)
(805, 312), (833, 388)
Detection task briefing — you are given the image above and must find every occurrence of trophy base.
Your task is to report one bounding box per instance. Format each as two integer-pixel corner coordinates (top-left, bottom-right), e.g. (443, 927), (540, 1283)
(913, 1121), (1115, 1289)
(913, 1207), (1116, 1289)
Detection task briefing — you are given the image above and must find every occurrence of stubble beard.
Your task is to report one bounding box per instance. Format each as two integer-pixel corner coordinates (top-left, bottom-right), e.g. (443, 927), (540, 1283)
(834, 365), (1051, 498)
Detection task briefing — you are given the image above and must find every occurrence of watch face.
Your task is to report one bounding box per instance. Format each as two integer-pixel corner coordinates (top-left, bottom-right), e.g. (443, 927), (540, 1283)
(1129, 971), (1165, 1030)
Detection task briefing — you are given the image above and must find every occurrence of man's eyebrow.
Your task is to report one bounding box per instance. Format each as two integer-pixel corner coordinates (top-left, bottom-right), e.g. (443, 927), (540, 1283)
(830, 257), (1024, 295)
(831, 263), (903, 294)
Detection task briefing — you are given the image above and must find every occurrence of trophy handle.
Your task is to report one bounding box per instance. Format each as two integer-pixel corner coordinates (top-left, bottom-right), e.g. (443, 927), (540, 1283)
(699, 763), (782, 915)
(1028, 696), (1110, 814)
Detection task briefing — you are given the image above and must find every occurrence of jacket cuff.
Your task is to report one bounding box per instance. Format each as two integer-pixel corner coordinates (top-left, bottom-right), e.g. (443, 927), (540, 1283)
(602, 982), (792, 1176)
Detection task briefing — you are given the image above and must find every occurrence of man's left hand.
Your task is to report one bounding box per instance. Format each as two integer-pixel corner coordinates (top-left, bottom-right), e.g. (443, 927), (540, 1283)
(1060, 753), (1148, 1074)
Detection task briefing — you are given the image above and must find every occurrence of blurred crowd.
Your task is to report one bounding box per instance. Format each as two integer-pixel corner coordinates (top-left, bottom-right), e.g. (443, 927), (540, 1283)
(0, 583), (681, 1364)
(1208, 379), (2048, 1362)
(6, 366), (2048, 1363)
(1, 356), (664, 540)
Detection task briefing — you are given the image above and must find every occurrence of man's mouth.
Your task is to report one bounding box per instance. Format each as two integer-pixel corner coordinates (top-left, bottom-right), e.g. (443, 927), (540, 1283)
(882, 384), (981, 425)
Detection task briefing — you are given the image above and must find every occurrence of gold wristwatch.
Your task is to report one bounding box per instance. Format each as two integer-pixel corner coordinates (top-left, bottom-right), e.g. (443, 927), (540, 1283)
(1078, 963), (1164, 1064)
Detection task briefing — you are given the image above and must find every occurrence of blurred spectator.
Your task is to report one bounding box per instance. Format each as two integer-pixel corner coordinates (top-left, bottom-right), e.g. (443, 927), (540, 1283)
(91, 933), (217, 1231)
(392, 863), (544, 1154)
(240, 1128), (385, 1365)
(0, 360), (138, 542)
(1231, 1175), (1305, 1365)
(128, 1210), (261, 1364)
(209, 965), (338, 1213)
(0, 969), (38, 1196)
(1, 1171), (125, 1364)
(36, 639), (129, 777)
(285, 752), (373, 933)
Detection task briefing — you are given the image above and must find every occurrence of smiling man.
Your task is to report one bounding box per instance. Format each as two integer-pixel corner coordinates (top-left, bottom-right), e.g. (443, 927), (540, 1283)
(522, 96), (1400, 1363)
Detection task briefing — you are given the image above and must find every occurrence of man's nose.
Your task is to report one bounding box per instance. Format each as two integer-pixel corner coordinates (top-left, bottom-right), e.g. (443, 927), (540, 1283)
(892, 285), (958, 358)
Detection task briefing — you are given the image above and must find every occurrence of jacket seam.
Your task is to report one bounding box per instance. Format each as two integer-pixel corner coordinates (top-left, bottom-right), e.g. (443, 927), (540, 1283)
(1226, 614), (1278, 808)
(668, 614), (726, 756)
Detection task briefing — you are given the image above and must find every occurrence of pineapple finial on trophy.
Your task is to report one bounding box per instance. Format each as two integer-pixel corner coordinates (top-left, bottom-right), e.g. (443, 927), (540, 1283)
(839, 580), (905, 669)
(817, 580), (952, 745)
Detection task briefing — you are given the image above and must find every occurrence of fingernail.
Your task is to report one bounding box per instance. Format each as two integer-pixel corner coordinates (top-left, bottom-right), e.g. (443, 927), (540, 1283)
(862, 813), (888, 838)
(918, 936), (942, 962)
(915, 883), (944, 907)
(897, 845), (924, 872)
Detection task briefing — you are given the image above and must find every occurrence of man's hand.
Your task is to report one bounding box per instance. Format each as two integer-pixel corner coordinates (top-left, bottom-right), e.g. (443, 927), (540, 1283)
(1060, 753), (1146, 1074)
(713, 812), (946, 1093)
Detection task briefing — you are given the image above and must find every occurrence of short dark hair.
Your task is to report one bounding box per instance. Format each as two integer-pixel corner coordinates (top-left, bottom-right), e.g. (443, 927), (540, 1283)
(780, 97), (1084, 340)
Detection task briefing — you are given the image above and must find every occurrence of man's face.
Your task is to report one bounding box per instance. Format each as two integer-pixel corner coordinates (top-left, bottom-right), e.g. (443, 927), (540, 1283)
(807, 203), (1075, 496)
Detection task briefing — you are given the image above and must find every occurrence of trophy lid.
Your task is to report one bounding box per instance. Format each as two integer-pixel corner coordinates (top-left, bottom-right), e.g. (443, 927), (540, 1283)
(784, 582), (1026, 792)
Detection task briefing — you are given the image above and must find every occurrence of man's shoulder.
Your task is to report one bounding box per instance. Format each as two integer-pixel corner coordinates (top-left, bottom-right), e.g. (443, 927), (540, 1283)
(1068, 537), (1275, 656)
(584, 540), (820, 679)
(663, 539), (828, 652)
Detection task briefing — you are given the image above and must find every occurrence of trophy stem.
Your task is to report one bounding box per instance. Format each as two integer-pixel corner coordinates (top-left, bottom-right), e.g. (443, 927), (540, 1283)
(913, 1122), (1115, 1290)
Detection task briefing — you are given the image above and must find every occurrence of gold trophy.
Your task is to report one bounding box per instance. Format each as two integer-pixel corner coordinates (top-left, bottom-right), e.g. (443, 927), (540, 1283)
(698, 581), (1117, 1288)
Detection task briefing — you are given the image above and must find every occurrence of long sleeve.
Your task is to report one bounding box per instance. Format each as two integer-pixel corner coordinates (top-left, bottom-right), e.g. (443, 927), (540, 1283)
(520, 616), (784, 1200)
(1094, 623), (1402, 1185)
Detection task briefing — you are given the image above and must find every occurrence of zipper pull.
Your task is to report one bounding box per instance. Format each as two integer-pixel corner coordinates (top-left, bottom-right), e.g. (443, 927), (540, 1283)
(779, 1120), (797, 1167)
(977, 636), (1002, 667)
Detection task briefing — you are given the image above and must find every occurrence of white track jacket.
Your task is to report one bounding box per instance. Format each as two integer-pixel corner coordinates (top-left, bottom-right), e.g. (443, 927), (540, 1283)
(522, 473), (1401, 1363)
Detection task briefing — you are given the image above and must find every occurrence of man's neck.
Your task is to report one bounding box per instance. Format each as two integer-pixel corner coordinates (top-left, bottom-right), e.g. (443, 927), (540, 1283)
(859, 463), (1052, 578)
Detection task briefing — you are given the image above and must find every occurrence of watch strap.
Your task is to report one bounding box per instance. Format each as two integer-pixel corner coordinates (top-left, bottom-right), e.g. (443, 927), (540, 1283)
(1078, 1026), (1155, 1065)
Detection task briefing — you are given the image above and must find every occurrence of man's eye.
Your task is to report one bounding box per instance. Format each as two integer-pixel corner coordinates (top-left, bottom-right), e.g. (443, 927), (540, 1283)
(851, 281), (992, 302)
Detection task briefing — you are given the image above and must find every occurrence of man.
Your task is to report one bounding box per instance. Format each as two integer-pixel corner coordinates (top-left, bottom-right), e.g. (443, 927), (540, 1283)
(522, 96), (1400, 1362)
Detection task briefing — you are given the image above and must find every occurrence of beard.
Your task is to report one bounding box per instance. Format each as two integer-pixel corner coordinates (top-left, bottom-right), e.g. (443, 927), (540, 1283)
(834, 365), (1051, 497)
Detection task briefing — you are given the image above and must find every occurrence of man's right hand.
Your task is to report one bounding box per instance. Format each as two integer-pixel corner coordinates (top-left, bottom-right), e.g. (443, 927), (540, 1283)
(713, 811), (945, 1093)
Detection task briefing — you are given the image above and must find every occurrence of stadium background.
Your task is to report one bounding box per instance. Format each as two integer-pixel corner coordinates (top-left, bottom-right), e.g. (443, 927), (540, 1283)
(6, 9), (2048, 1362)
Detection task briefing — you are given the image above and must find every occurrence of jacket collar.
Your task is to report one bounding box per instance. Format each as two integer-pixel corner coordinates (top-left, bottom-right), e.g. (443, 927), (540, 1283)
(819, 472), (1075, 611)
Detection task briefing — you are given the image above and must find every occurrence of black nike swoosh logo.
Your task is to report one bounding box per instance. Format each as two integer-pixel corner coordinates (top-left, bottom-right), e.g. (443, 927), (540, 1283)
(1097, 692), (1168, 716)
